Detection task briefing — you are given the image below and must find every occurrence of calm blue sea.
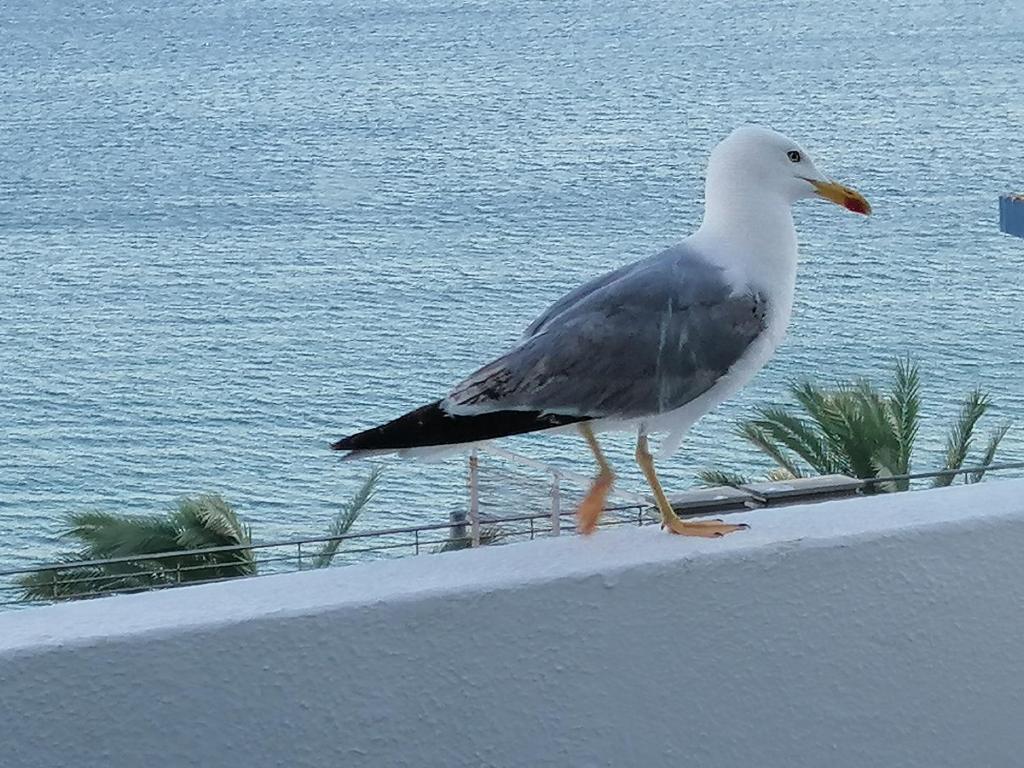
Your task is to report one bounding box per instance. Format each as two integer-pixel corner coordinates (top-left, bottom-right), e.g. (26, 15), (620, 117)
(2, 0), (1023, 568)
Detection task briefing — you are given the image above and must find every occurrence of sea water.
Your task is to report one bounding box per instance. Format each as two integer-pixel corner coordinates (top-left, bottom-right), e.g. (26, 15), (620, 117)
(2, 0), (1023, 567)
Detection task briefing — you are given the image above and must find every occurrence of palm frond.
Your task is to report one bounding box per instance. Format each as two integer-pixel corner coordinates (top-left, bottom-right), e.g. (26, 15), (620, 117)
(871, 446), (906, 493)
(17, 564), (166, 602)
(16, 545), (175, 602)
(851, 380), (900, 458)
(172, 495), (256, 579)
(64, 511), (180, 559)
(789, 381), (833, 431)
(312, 467), (383, 568)
(966, 421), (1012, 484)
(735, 422), (803, 479)
(696, 469), (752, 488)
(178, 494), (250, 544)
(789, 382), (864, 476)
(856, 367), (913, 492)
(888, 357), (921, 478)
(816, 387), (880, 480)
(933, 389), (989, 487)
(749, 407), (834, 474)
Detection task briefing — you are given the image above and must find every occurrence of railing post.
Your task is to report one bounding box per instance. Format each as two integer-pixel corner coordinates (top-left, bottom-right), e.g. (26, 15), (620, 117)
(469, 448), (481, 547)
(550, 471), (561, 536)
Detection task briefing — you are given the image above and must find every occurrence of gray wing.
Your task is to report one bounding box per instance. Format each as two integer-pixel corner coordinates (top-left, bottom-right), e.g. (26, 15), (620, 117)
(446, 244), (769, 419)
(521, 256), (653, 338)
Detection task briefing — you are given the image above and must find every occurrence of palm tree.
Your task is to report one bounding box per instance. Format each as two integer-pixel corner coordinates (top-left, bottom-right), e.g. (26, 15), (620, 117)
(699, 358), (1011, 493)
(17, 494), (256, 601)
(18, 470), (382, 602)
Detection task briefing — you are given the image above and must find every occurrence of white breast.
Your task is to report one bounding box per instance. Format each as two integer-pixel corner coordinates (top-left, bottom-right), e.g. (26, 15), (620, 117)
(646, 231), (798, 458)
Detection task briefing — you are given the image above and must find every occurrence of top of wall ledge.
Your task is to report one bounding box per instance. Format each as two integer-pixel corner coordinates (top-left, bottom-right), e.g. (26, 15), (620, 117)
(3, 478), (1023, 655)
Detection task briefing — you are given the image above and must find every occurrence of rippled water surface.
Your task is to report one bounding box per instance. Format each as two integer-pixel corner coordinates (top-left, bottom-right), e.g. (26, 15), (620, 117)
(3, 0), (1024, 567)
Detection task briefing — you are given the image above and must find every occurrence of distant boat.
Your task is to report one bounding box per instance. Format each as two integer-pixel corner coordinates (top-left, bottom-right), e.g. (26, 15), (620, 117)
(999, 193), (1024, 238)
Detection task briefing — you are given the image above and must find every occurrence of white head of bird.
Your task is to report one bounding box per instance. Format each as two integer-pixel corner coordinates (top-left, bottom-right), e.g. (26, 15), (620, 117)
(696, 125), (870, 267)
(703, 125), (870, 216)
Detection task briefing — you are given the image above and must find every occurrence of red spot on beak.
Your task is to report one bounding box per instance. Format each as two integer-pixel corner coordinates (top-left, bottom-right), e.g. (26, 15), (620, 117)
(844, 194), (871, 215)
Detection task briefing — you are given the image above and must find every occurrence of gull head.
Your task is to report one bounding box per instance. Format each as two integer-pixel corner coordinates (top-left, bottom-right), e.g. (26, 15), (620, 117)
(706, 125), (871, 215)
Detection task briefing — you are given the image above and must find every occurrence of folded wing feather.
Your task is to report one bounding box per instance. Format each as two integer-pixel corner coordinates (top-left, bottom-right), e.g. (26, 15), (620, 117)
(445, 244), (768, 420)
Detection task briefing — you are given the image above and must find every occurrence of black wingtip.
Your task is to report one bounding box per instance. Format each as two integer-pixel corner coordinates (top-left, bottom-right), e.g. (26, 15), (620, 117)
(331, 400), (588, 453)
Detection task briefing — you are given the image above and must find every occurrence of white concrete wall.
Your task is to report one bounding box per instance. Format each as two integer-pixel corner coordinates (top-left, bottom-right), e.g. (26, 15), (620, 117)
(4, 480), (1024, 768)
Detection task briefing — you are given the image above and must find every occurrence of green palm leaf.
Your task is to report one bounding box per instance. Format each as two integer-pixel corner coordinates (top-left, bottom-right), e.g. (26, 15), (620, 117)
(311, 467), (383, 569)
(176, 494), (251, 545)
(64, 511), (181, 560)
(172, 495), (256, 579)
(933, 390), (989, 488)
(817, 388), (878, 480)
(696, 469), (752, 488)
(735, 422), (805, 478)
(888, 357), (921, 478)
(967, 422), (1012, 484)
(750, 406), (835, 474)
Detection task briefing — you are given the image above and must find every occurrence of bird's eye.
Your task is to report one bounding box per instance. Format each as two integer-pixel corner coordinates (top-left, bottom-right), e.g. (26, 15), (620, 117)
(787, 150), (802, 163)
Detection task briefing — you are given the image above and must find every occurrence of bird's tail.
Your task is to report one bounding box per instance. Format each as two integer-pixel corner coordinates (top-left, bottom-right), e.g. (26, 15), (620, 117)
(332, 400), (588, 455)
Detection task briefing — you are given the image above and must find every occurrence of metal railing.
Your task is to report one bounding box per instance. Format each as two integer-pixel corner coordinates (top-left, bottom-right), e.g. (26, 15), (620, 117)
(2, 453), (1023, 610)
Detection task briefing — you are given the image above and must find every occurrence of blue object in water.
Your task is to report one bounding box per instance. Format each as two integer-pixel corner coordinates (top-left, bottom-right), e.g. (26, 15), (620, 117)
(999, 194), (1024, 238)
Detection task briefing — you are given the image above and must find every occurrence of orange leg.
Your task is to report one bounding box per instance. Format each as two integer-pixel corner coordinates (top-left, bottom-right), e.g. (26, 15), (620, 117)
(576, 424), (614, 535)
(635, 433), (749, 538)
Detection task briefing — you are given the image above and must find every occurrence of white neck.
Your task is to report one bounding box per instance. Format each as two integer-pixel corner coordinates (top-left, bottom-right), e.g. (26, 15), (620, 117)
(690, 187), (799, 296)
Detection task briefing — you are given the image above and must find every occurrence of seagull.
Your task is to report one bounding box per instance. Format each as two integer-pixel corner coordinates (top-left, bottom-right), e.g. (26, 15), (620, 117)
(332, 125), (870, 537)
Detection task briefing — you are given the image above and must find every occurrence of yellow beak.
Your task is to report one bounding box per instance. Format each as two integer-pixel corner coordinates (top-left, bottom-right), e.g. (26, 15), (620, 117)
(809, 179), (872, 215)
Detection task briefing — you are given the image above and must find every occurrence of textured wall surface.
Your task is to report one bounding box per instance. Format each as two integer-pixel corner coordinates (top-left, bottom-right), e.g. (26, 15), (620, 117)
(4, 481), (1024, 768)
